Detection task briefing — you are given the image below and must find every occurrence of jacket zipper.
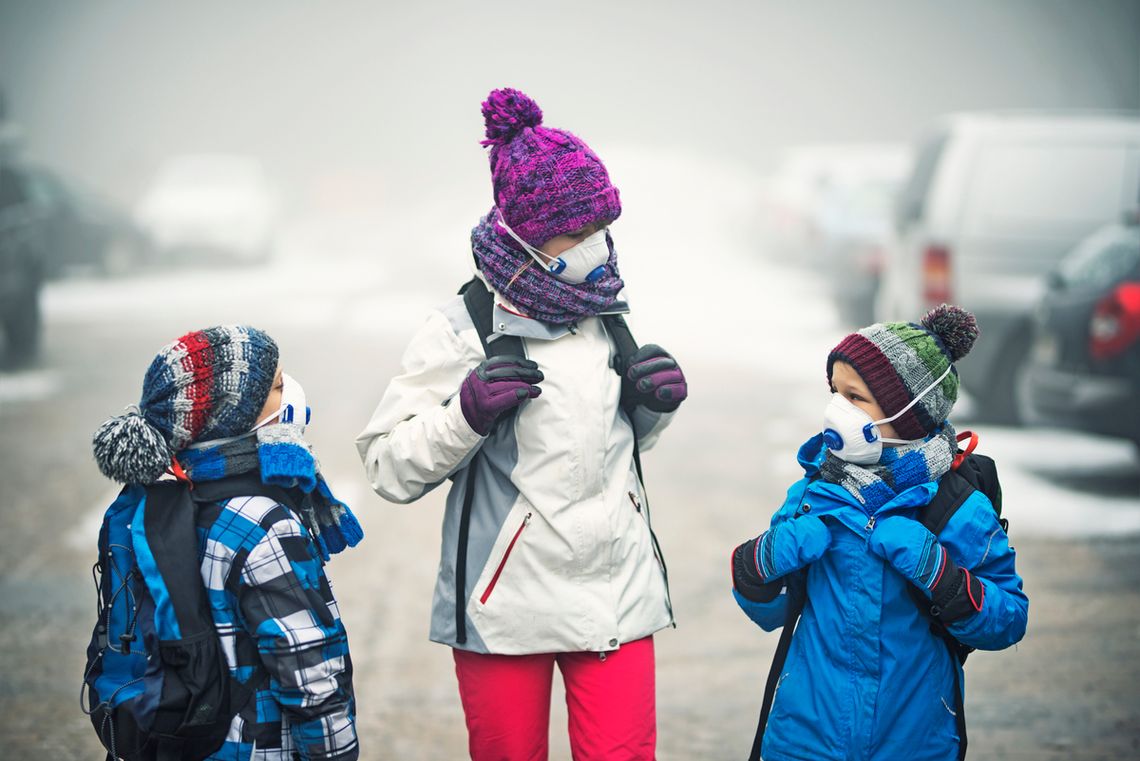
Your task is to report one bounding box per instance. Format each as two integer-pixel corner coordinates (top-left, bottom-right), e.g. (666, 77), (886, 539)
(629, 492), (658, 568)
(629, 490), (674, 622)
(479, 512), (531, 605)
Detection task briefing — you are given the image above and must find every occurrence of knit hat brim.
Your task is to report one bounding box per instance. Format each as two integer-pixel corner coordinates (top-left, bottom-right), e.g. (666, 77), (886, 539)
(513, 185), (622, 247)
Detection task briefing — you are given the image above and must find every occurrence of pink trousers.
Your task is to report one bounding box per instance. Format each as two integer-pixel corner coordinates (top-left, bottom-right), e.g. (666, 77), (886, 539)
(452, 636), (657, 761)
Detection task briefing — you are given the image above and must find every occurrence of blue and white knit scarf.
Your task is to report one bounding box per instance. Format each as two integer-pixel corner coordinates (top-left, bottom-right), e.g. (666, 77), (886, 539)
(177, 425), (363, 561)
(818, 423), (958, 514)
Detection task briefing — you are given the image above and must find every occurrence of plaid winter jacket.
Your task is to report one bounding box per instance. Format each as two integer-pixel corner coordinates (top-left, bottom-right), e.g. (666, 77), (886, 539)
(196, 493), (358, 760)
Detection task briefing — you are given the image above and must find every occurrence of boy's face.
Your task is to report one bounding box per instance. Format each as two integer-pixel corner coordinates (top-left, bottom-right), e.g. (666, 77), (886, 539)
(829, 361), (900, 442)
(257, 366), (284, 427)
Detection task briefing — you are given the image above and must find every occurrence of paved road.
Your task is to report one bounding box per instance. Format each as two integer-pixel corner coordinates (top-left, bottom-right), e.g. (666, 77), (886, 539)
(2, 192), (1139, 758)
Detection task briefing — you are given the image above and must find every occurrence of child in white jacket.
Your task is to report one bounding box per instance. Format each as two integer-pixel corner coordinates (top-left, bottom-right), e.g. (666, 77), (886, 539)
(356, 88), (687, 760)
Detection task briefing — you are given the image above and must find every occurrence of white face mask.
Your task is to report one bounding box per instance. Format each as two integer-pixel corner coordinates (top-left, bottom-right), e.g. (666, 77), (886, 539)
(822, 364), (953, 465)
(498, 213), (611, 284)
(252, 372), (310, 432)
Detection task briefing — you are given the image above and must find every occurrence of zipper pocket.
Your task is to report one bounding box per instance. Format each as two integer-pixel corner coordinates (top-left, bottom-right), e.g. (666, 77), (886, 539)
(479, 512), (531, 605)
(629, 491), (667, 577)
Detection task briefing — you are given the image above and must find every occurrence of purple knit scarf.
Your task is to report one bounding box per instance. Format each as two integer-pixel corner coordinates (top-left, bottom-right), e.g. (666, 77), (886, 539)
(470, 209), (624, 326)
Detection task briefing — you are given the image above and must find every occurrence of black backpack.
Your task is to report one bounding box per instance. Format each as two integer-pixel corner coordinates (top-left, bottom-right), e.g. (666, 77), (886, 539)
(81, 474), (300, 761)
(451, 278), (672, 644)
(749, 434), (1003, 761)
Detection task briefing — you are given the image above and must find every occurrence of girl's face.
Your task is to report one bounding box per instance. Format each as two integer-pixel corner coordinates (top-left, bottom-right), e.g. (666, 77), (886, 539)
(538, 221), (606, 260)
(257, 366), (284, 426)
(829, 360), (900, 442)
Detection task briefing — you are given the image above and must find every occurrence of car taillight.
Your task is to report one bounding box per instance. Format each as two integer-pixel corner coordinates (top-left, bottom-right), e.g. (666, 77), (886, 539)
(922, 244), (952, 305)
(1089, 282), (1140, 360)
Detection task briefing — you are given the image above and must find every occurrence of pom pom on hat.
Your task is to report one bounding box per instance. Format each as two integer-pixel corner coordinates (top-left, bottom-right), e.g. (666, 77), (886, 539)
(479, 87), (621, 247)
(481, 88), (544, 147)
(91, 325), (279, 485)
(92, 407), (171, 484)
(921, 303), (980, 362)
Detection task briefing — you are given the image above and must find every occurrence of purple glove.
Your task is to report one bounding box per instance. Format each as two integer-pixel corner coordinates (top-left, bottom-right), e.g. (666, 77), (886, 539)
(459, 356), (544, 436)
(622, 344), (688, 413)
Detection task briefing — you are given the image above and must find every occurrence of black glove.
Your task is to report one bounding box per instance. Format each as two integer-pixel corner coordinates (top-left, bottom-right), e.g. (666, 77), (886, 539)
(731, 540), (783, 603)
(621, 344), (688, 413)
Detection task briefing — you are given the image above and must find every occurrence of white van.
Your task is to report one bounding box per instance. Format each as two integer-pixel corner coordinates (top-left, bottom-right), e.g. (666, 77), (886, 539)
(875, 112), (1140, 422)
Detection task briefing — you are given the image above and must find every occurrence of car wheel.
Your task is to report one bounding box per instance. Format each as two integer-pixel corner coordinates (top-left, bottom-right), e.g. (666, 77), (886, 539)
(974, 329), (1032, 426)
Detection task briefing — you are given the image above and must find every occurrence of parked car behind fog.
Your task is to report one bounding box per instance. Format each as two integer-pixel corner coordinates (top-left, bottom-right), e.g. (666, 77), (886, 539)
(1024, 220), (1140, 452)
(816, 163), (911, 326)
(876, 112), (1140, 423)
(23, 166), (146, 278)
(135, 154), (278, 265)
(758, 143), (910, 265)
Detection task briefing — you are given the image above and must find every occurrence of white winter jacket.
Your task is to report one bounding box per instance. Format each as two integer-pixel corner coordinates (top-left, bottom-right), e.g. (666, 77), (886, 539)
(355, 274), (676, 654)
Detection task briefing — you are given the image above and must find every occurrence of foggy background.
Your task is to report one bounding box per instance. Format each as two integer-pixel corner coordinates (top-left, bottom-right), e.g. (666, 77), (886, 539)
(4, 0), (1138, 214)
(2, 2), (1139, 759)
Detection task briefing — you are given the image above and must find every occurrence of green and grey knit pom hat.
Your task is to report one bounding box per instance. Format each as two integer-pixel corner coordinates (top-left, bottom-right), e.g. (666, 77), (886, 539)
(826, 304), (980, 439)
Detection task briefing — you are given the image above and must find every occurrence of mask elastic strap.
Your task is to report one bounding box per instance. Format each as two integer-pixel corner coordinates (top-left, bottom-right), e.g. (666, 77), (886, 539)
(182, 405), (280, 451)
(497, 211), (557, 273)
(182, 429), (258, 450)
(874, 363), (954, 427)
(862, 363), (954, 444)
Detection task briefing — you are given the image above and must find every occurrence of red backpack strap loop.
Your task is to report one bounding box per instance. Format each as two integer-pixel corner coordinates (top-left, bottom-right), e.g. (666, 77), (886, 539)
(952, 430), (978, 471)
(167, 457), (193, 488)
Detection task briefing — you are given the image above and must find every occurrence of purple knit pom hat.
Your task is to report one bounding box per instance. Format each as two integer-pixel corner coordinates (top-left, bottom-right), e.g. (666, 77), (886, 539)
(481, 87), (621, 247)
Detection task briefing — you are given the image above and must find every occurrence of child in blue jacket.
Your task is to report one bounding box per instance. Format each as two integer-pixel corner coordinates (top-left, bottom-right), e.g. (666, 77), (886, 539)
(730, 305), (1027, 761)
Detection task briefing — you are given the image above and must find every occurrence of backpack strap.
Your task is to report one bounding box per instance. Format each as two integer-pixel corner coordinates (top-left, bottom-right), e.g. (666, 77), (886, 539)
(454, 278), (522, 644)
(916, 468), (973, 761)
(140, 481), (262, 753)
(920, 469), (975, 537)
(139, 482), (217, 644)
(750, 568), (807, 761)
(460, 277), (524, 358)
(909, 446), (1002, 761)
(601, 313), (638, 397)
(600, 312), (674, 622)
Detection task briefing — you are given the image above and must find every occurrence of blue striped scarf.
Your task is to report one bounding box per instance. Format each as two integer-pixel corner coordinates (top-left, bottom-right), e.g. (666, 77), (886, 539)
(818, 423), (957, 514)
(177, 425), (363, 560)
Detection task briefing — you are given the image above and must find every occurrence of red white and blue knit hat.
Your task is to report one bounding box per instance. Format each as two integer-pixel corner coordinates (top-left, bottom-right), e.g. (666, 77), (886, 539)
(827, 305), (980, 439)
(93, 326), (279, 484)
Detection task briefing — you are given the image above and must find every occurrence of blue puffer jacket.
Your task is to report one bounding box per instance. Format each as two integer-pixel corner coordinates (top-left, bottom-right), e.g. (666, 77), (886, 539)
(734, 435), (1028, 761)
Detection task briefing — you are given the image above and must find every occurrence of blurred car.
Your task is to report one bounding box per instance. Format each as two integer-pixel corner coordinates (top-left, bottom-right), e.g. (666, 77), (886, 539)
(815, 165), (911, 326)
(135, 154), (278, 264)
(0, 164), (44, 364)
(757, 143), (910, 265)
(22, 166), (147, 278)
(1023, 221), (1140, 451)
(877, 112), (1140, 422)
